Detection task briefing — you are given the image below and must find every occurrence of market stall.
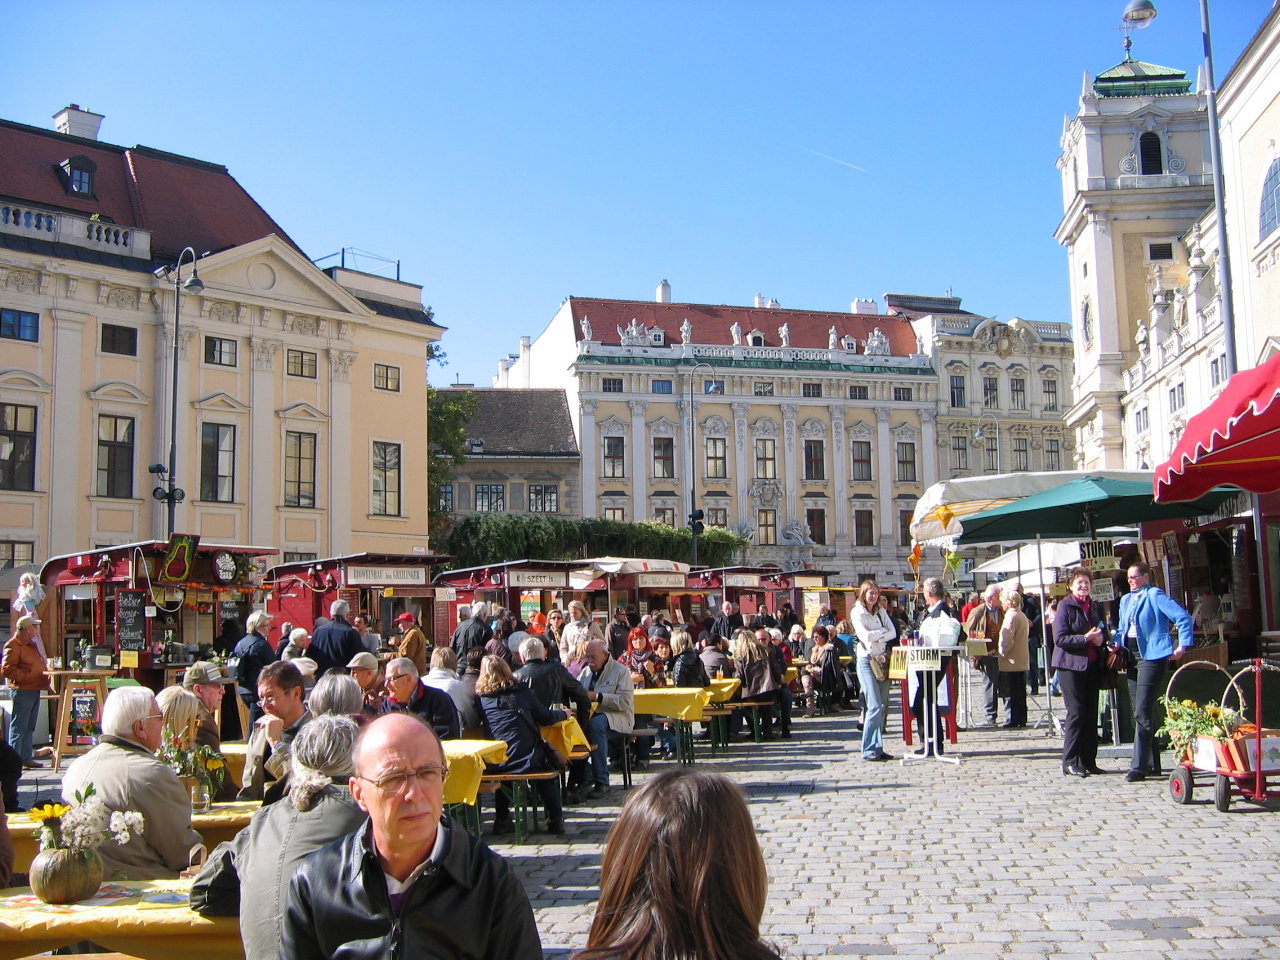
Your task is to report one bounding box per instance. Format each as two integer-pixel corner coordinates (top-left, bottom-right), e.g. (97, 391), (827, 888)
(685, 566), (836, 627)
(567, 558), (692, 626)
(266, 552), (453, 645)
(432, 560), (588, 631)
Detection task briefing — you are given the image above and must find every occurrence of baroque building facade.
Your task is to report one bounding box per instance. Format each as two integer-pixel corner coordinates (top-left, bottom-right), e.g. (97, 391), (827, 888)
(0, 106), (443, 567)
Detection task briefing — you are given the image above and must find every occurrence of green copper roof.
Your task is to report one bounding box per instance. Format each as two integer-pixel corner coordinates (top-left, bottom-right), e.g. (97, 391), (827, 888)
(1094, 58), (1192, 98)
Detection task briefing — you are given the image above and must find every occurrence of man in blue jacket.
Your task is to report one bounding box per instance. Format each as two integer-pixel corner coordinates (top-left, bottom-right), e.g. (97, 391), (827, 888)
(1116, 562), (1194, 782)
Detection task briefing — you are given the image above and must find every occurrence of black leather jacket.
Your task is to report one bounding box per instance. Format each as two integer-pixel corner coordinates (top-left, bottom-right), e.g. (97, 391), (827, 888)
(513, 658), (591, 725)
(672, 649), (709, 688)
(281, 818), (542, 960)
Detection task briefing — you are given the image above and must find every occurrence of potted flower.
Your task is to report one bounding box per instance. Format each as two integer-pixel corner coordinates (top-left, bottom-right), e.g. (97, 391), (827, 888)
(1157, 696), (1242, 771)
(27, 783), (144, 903)
(157, 725), (228, 812)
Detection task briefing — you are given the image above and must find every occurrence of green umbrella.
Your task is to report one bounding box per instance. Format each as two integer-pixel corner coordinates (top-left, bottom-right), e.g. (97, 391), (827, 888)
(955, 476), (1237, 545)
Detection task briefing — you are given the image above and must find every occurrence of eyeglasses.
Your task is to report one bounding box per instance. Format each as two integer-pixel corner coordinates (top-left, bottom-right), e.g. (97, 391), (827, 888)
(1127, 574), (1148, 581)
(142, 714), (164, 722)
(354, 764), (448, 795)
(386, 673), (412, 683)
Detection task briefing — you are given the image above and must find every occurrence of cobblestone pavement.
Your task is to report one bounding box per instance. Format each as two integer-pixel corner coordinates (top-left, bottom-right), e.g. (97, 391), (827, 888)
(14, 685), (1280, 960)
(493, 692), (1280, 960)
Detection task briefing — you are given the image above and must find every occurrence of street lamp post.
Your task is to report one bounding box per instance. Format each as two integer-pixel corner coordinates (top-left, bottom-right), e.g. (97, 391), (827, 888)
(1122, 0), (1237, 374)
(151, 247), (203, 537)
(974, 412), (1000, 474)
(686, 361), (720, 566)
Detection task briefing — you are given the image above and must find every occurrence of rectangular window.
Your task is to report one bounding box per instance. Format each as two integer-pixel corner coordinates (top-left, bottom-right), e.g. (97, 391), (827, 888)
(899, 509), (914, 548)
(95, 415), (134, 498)
(802, 383), (822, 398)
(474, 484), (505, 512)
(602, 378), (623, 393)
(603, 436), (626, 478)
(651, 380), (673, 394)
(0, 540), (36, 572)
(952, 434), (969, 471)
(70, 167), (92, 194)
(1168, 382), (1185, 412)
(654, 506), (676, 526)
(803, 439), (825, 481)
(705, 437), (727, 478)
(100, 323), (137, 356)
(0, 403), (37, 492)
(985, 440), (1000, 473)
(753, 382), (774, 397)
(703, 380), (724, 395)
(0, 309), (38, 342)
(441, 483), (454, 513)
(204, 336), (237, 367)
(893, 387), (913, 402)
(284, 431), (317, 507)
(200, 423), (236, 502)
(850, 440), (872, 482)
(849, 385), (869, 400)
(983, 377), (999, 408)
(1010, 378), (1027, 411)
(1210, 355), (1228, 388)
(282, 551), (317, 564)
(1043, 380), (1059, 412)
(754, 438), (776, 479)
(806, 508), (827, 545)
(528, 483), (559, 513)
(1045, 440), (1061, 472)
(372, 441), (402, 516)
(854, 509), (874, 546)
(1135, 407), (1150, 433)
(287, 349), (318, 379)
(1012, 437), (1029, 472)
(604, 507), (626, 522)
(706, 507), (728, 528)
(757, 509), (777, 545)
(373, 363), (401, 392)
(949, 375), (967, 408)
(652, 437), (675, 479)
(896, 442), (917, 482)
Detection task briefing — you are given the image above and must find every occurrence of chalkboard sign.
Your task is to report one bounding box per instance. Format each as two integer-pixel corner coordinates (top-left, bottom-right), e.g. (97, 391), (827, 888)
(218, 600), (239, 623)
(116, 589), (147, 651)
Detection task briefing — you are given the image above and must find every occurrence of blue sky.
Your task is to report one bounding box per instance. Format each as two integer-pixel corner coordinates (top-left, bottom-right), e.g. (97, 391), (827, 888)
(3, 2), (1264, 386)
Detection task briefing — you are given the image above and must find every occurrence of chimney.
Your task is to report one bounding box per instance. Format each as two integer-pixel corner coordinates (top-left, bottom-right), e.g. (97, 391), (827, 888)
(767, 298), (780, 309)
(519, 336), (531, 388)
(851, 299), (877, 315)
(53, 104), (104, 140)
(656, 279), (671, 303)
(754, 294), (765, 308)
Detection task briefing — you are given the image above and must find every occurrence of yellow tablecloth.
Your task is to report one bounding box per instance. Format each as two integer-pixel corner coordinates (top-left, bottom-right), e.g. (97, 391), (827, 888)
(707, 678), (741, 703)
(0, 879), (241, 960)
(8, 801), (262, 873)
(220, 742), (248, 788)
(783, 666), (799, 685)
(442, 739), (508, 806)
(632, 687), (712, 722)
(541, 717), (590, 757)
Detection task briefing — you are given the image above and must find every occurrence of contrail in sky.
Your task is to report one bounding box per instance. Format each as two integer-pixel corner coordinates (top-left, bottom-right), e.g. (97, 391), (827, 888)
(779, 140), (867, 172)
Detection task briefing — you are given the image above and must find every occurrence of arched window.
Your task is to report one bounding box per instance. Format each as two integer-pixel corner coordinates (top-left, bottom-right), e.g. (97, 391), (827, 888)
(1080, 300), (1094, 348)
(1139, 132), (1163, 175)
(1261, 158), (1280, 241)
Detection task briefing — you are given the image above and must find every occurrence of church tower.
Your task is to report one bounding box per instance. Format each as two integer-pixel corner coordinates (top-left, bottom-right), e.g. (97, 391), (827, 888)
(1056, 48), (1213, 469)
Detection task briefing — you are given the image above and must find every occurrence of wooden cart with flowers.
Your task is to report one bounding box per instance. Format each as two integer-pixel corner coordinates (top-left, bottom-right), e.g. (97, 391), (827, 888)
(1161, 658), (1280, 812)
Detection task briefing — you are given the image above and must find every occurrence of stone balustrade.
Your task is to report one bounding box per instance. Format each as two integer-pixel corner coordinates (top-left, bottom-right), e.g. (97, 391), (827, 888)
(0, 204), (151, 259)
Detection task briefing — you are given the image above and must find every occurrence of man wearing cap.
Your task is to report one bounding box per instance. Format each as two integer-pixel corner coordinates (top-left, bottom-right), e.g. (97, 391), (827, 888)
(347, 651), (387, 715)
(182, 662), (238, 799)
(394, 612), (428, 676)
(2, 615), (49, 770)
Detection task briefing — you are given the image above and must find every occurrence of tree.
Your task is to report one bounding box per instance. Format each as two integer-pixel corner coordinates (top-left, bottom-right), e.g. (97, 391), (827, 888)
(427, 384), (476, 542)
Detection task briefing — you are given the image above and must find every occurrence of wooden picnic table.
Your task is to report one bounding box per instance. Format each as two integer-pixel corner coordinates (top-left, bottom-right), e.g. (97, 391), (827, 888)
(632, 687), (711, 721)
(707, 678), (741, 702)
(441, 738), (509, 806)
(0, 878), (241, 960)
(541, 716), (590, 757)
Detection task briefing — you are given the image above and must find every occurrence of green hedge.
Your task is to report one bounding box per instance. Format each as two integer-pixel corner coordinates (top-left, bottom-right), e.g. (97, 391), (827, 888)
(439, 513), (746, 570)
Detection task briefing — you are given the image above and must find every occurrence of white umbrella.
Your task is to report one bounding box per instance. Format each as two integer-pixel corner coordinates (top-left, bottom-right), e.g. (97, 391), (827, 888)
(973, 543), (1080, 574)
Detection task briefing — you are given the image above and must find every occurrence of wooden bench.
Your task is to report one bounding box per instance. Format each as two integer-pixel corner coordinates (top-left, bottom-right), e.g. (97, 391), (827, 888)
(700, 708), (733, 754)
(479, 770), (561, 843)
(619, 727), (659, 787)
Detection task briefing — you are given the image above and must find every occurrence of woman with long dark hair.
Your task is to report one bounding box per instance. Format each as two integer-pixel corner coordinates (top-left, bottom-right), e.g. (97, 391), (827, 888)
(574, 769), (781, 960)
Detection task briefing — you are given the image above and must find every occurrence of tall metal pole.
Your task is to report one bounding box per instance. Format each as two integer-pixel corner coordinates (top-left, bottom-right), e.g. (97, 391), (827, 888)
(1200, 0), (1237, 377)
(166, 270), (181, 538)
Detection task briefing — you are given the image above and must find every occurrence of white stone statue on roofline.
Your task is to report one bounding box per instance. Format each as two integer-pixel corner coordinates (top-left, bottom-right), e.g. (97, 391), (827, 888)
(778, 323), (790, 347)
(864, 327), (890, 356)
(828, 326), (838, 350)
(579, 316), (592, 340)
(730, 321), (742, 346)
(680, 318), (692, 344)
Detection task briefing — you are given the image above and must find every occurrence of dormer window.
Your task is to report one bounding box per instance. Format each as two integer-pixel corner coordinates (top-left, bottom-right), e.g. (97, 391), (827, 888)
(468, 439), (484, 454)
(56, 155), (97, 199)
(748, 329), (765, 347)
(841, 336), (857, 350)
(650, 329), (665, 345)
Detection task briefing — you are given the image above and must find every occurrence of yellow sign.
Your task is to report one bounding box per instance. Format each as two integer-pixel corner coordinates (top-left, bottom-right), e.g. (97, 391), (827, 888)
(119, 650), (139, 668)
(1081, 539), (1118, 571)
(889, 647), (910, 680)
(802, 590), (828, 629)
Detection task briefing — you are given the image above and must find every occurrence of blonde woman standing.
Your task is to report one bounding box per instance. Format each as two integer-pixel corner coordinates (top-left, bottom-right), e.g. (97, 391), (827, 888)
(852, 581), (896, 761)
(998, 587), (1030, 729)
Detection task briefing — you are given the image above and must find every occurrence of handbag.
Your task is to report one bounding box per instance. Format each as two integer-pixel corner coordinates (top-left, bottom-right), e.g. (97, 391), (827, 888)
(514, 701), (570, 773)
(868, 654), (889, 683)
(1100, 643), (1130, 690)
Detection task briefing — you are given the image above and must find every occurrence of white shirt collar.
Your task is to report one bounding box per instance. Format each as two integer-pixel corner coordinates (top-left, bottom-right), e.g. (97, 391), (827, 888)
(382, 819), (449, 895)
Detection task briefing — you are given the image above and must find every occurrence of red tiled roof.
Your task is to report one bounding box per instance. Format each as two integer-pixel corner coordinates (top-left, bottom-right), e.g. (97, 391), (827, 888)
(0, 119), (299, 261)
(568, 297), (918, 355)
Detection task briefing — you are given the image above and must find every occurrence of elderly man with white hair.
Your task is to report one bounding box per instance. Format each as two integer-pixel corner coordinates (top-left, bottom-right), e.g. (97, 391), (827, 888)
(382, 657), (461, 740)
(62, 686), (202, 879)
(233, 609), (276, 725)
(423, 647), (480, 729)
(513, 636), (592, 727)
(578, 638), (634, 799)
(309, 600), (366, 677)
(451, 601), (493, 669)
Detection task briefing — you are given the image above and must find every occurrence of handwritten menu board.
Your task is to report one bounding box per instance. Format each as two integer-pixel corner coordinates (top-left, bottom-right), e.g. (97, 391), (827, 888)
(115, 589), (147, 651)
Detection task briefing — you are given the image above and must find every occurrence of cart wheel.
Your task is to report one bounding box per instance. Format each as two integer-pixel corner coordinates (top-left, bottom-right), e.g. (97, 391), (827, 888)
(1168, 767), (1194, 804)
(1214, 774), (1232, 812)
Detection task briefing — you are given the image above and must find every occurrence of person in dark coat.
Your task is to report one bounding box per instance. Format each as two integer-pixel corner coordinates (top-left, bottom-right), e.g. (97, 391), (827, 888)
(381, 658), (460, 741)
(670, 631), (709, 688)
(711, 601), (744, 641)
(513, 637), (591, 726)
(1051, 568), (1109, 778)
(606, 608), (631, 660)
(308, 600), (365, 678)
(232, 610), (277, 725)
(451, 602), (494, 671)
(476, 656), (572, 835)
(778, 602), (802, 635)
